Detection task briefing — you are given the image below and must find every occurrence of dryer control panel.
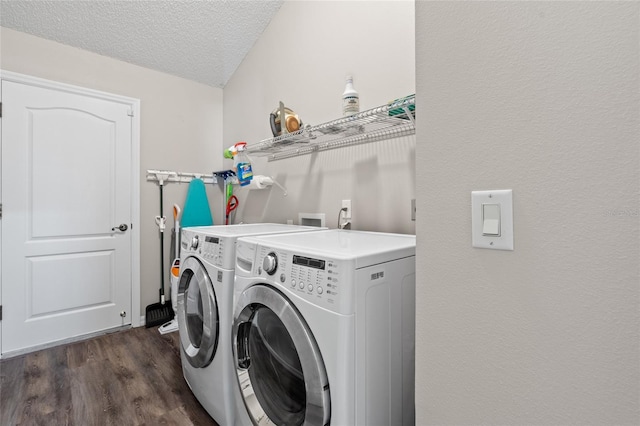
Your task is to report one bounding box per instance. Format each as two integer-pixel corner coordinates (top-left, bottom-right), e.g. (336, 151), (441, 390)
(180, 229), (236, 269)
(254, 245), (353, 314)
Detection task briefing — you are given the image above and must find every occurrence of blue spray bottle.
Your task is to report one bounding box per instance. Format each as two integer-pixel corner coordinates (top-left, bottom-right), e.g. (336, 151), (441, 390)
(233, 142), (253, 186)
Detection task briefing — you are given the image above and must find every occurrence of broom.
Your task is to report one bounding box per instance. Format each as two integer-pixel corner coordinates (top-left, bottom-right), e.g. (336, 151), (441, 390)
(146, 173), (175, 327)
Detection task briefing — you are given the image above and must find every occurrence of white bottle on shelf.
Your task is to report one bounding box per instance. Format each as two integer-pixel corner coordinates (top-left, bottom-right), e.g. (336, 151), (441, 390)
(342, 75), (360, 116)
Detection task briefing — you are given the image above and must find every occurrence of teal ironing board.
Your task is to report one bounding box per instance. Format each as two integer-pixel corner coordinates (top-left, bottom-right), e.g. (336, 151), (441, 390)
(180, 178), (213, 227)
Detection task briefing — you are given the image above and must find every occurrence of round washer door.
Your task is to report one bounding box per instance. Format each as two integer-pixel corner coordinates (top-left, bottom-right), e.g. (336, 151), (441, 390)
(233, 284), (330, 426)
(177, 256), (219, 368)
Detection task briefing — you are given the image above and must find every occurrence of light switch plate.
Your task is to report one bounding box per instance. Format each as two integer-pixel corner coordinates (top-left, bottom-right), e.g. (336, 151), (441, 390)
(471, 189), (514, 250)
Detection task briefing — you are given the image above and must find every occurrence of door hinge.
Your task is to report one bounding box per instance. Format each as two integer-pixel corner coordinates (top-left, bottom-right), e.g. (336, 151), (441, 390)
(0, 306), (3, 321)
(0, 102), (3, 118)
(0, 203), (3, 219)
(127, 108), (134, 117)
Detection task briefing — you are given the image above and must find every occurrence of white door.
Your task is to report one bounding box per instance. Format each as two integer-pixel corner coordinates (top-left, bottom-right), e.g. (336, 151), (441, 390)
(1, 77), (135, 355)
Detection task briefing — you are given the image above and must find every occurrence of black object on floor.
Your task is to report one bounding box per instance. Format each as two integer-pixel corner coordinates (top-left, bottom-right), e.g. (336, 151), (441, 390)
(145, 302), (174, 328)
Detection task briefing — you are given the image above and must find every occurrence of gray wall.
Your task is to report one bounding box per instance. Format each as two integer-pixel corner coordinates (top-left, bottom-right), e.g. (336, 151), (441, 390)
(415, 2), (639, 424)
(1, 27), (224, 317)
(223, 0), (416, 233)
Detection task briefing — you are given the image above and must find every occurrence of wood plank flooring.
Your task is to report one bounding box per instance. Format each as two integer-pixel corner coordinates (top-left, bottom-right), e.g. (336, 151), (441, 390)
(0, 327), (219, 426)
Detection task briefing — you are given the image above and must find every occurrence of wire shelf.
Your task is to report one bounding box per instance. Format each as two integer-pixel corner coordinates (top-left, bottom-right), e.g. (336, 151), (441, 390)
(245, 94), (415, 161)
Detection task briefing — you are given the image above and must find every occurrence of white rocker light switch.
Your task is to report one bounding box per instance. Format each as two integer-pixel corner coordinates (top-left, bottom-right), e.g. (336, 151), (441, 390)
(472, 190), (513, 251)
(482, 203), (501, 236)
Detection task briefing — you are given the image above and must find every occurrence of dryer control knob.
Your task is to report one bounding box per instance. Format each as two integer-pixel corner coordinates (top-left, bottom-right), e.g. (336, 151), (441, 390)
(263, 252), (278, 275)
(191, 235), (199, 250)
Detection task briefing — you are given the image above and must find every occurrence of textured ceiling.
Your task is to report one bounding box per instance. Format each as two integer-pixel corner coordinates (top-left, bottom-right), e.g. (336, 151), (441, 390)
(0, 0), (284, 88)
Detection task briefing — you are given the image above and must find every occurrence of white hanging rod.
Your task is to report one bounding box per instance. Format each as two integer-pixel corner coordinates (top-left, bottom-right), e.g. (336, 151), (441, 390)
(146, 169), (217, 185)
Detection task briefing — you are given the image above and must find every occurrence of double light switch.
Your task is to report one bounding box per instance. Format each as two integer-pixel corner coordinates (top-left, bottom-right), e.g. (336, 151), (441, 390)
(472, 190), (513, 250)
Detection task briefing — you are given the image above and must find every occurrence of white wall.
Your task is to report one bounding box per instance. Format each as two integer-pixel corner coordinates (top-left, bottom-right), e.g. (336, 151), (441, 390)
(416, 2), (639, 424)
(0, 28), (225, 315)
(223, 0), (416, 233)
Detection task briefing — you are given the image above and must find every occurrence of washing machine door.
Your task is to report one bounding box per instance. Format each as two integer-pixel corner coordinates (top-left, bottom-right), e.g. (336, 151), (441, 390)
(233, 284), (331, 426)
(177, 256), (219, 368)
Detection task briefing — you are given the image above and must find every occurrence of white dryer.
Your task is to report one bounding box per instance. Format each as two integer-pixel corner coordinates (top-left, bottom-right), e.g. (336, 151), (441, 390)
(177, 224), (323, 426)
(232, 229), (416, 426)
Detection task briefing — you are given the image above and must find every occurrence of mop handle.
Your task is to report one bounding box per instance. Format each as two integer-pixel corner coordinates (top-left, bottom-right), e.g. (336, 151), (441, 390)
(159, 181), (165, 303)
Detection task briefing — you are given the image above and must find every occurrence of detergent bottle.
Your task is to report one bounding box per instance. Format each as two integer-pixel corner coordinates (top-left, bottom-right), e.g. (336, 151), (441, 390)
(342, 75), (360, 116)
(233, 142), (253, 186)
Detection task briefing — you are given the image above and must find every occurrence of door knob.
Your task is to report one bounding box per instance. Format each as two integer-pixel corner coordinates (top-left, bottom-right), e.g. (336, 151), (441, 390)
(112, 224), (128, 232)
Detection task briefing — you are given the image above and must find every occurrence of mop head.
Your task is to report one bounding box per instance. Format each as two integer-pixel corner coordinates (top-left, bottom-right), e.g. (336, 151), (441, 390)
(158, 319), (178, 335)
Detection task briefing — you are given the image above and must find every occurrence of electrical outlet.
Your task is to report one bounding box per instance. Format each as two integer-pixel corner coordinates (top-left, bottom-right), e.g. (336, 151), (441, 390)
(342, 199), (352, 220)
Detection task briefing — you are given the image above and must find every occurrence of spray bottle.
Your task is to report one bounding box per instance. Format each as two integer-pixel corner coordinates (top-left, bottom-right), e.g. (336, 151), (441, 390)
(232, 142), (253, 186)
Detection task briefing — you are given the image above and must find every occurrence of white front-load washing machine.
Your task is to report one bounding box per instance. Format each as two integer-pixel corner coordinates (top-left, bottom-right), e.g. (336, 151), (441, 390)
(177, 224), (324, 426)
(231, 229), (416, 426)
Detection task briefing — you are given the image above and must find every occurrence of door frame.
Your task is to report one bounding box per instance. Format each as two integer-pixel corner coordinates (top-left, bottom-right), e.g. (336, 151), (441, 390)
(0, 70), (141, 336)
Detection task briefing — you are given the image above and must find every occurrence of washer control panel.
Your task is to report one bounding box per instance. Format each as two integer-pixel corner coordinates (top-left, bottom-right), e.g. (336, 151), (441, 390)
(255, 245), (347, 312)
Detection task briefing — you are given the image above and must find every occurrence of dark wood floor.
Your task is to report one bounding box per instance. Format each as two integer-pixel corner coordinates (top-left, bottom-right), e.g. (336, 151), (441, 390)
(0, 326), (219, 426)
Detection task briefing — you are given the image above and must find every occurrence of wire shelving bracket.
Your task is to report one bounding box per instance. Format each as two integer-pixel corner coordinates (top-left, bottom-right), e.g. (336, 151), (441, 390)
(146, 170), (218, 185)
